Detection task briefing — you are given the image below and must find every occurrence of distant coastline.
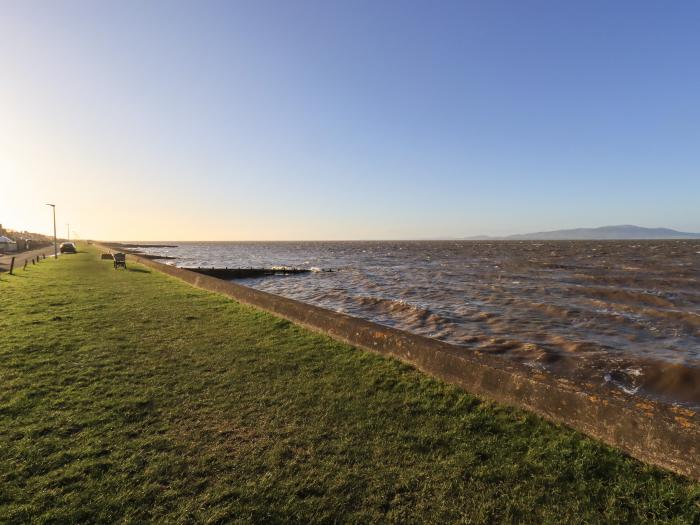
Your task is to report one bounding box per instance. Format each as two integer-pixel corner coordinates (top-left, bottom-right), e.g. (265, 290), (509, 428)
(107, 225), (700, 244)
(462, 225), (700, 241)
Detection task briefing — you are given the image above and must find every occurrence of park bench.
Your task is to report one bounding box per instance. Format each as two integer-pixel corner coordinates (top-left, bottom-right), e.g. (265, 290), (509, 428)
(113, 253), (127, 270)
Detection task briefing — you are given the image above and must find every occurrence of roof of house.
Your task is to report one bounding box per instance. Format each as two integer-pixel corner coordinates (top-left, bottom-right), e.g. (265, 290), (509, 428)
(0, 236), (16, 243)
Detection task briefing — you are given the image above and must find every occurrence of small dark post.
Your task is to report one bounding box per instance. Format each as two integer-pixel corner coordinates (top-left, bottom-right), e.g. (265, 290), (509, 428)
(43, 254), (46, 260)
(32, 257), (36, 265)
(9, 257), (15, 275)
(23, 260), (27, 270)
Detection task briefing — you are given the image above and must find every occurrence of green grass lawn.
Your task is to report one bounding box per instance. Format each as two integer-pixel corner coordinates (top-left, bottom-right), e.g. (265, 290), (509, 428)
(1, 247), (699, 524)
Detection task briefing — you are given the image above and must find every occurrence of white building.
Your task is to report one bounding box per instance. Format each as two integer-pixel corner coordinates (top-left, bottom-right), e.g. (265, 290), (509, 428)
(0, 235), (18, 253)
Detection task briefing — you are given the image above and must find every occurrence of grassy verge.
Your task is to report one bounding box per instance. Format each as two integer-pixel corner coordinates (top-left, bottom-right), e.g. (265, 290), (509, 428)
(1, 246), (699, 523)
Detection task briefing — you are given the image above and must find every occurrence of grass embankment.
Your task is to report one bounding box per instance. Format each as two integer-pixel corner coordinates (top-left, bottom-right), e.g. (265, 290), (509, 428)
(1, 247), (699, 523)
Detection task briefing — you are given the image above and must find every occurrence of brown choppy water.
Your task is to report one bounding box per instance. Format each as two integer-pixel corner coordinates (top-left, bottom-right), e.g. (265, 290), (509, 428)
(139, 240), (700, 408)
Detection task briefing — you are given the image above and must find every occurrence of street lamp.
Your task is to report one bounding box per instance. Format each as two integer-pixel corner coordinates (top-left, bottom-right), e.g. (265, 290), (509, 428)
(67, 223), (70, 241)
(46, 204), (57, 258)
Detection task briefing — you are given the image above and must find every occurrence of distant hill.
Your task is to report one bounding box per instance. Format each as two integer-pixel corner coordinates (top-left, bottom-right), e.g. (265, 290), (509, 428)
(465, 225), (700, 240)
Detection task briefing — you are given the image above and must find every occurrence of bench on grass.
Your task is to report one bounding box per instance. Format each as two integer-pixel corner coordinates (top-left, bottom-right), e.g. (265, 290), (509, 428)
(113, 253), (127, 269)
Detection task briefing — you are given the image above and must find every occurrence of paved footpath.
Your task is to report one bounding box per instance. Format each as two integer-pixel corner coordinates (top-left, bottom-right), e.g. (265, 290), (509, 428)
(0, 245), (57, 272)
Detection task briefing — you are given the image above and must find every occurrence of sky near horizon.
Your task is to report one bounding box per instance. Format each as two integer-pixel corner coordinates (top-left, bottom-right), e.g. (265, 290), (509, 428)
(1, 1), (699, 241)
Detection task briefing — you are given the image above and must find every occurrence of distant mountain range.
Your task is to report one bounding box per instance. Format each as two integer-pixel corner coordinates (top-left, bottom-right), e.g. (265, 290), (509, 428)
(464, 225), (700, 240)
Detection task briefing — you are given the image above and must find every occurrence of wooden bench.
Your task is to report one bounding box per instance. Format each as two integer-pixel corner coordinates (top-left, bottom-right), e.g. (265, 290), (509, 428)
(113, 253), (127, 269)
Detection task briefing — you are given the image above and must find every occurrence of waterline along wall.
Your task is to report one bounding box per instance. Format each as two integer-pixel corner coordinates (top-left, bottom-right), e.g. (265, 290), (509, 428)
(97, 243), (700, 481)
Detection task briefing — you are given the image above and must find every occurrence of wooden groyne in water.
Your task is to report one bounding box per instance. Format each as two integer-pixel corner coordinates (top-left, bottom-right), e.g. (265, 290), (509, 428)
(185, 267), (315, 279)
(116, 243), (179, 248)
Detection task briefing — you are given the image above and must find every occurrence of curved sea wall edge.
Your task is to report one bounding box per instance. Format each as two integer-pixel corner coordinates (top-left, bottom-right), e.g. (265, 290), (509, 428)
(96, 242), (700, 481)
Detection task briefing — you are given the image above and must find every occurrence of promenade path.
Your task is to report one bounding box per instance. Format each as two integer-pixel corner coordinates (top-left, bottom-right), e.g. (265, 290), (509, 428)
(0, 245), (56, 272)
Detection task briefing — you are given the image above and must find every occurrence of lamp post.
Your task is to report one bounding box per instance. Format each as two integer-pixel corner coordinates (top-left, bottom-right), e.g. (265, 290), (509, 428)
(46, 203), (57, 258)
(67, 223), (70, 241)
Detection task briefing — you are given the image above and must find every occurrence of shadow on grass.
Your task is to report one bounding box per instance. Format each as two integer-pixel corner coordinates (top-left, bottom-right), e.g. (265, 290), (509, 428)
(128, 268), (151, 274)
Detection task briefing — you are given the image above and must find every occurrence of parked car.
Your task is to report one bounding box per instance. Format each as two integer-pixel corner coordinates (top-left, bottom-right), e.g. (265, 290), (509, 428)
(60, 242), (77, 254)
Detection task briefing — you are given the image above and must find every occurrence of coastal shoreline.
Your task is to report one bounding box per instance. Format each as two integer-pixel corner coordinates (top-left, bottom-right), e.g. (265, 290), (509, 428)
(97, 241), (700, 480)
(3, 244), (699, 522)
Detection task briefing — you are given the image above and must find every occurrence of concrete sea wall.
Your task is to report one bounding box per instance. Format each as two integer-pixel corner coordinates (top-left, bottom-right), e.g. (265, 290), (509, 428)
(97, 242), (700, 480)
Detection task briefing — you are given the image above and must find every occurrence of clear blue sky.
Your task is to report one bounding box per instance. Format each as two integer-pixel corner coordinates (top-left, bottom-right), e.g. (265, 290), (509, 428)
(1, 0), (699, 240)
